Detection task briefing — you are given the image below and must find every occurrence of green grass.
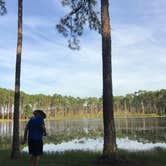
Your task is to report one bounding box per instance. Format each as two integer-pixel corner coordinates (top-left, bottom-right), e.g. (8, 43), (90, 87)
(0, 148), (166, 166)
(118, 148), (166, 166)
(0, 150), (100, 166)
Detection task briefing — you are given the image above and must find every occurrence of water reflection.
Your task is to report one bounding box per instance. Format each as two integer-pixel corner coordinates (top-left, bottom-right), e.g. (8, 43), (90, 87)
(22, 137), (166, 152)
(0, 121), (13, 137)
(46, 119), (103, 135)
(0, 117), (166, 149)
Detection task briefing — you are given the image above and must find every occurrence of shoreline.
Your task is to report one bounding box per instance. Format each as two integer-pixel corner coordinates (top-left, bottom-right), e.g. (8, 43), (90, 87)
(0, 113), (166, 122)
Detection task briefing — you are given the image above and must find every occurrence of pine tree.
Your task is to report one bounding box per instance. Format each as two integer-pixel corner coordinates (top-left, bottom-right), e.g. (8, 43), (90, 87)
(11, 0), (23, 159)
(57, 0), (117, 156)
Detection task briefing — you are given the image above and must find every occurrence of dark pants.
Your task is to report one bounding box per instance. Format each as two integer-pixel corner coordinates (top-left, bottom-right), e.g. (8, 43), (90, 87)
(28, 139), (43, 156)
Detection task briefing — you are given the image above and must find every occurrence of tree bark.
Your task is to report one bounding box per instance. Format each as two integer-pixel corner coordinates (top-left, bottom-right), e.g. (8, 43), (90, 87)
(101, 0), (117, 156)
(11, 0), (23, 159)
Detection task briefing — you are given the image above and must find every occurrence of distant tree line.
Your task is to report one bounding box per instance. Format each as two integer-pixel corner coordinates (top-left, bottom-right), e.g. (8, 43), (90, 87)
(0, 88), (165, 119)
(114, 90), (166, 115)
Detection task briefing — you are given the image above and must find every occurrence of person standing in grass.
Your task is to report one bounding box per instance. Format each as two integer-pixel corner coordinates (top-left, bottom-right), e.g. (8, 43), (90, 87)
(23, 109), (47, 166)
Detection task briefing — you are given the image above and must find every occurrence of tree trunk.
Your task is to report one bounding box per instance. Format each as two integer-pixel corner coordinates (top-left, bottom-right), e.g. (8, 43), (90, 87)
(11, 0), (23, 159)
(101, 0), (117, 156)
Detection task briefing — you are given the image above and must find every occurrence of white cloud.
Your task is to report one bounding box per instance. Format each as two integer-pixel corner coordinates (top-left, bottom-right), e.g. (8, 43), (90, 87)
(23, 16), (53, 29)
(0, 0), (165, 97)
(20, 62), (102, 97)
(0, 14), (17, 26)
(51, 0), (71, 13)
(112, 25), (154, 47)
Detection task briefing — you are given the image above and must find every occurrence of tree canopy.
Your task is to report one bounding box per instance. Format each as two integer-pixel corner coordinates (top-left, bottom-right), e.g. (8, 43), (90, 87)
(0, 0), (7, 15)
(56, 0), (100, 50)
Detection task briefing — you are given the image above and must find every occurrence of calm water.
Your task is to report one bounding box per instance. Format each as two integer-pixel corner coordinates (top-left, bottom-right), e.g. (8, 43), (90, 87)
(0, 117), (166, 149)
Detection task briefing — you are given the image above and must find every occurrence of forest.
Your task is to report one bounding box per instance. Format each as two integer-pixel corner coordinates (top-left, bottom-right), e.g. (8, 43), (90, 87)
(0, 87), (165, 119)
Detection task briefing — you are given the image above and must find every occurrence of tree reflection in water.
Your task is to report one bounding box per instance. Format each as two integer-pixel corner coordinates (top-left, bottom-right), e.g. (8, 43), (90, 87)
(0, 117), (166, 149)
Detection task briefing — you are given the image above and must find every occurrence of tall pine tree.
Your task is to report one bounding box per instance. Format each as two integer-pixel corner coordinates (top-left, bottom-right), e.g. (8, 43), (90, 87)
(11, 0), (23, 159)
(57, 0), (117, 156)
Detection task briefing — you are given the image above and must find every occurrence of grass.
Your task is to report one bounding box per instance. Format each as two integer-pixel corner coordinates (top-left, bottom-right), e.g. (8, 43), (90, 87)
(0, 148), (166, 166)
(0, 150), (99, 166)
(118, 148), (166, 166)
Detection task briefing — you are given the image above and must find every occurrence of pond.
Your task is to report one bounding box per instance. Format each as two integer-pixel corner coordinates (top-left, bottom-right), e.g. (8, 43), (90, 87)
(0, 117), (166, 151)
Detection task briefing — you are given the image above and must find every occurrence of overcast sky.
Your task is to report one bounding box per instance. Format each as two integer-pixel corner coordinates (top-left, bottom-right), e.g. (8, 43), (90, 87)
(0, 0), (165, 97)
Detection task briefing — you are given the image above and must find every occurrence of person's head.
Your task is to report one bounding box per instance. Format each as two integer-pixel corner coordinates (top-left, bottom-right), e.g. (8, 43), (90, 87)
(33, 109), (46, 119)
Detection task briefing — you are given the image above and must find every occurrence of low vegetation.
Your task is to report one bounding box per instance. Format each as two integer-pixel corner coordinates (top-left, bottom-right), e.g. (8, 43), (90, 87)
(0, 148), (166, 166)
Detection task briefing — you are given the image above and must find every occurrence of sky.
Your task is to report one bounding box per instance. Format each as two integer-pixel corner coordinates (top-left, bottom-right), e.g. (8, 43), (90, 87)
(0, 0), (166, 97)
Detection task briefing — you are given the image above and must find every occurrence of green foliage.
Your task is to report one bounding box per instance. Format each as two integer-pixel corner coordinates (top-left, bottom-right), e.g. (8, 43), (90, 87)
(23, 104), (33, 119)
(0, 87), (166, 119)
(57, 0), (100, 50)
(0, 0), (7, 15)
(114, 89), (166, 115)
